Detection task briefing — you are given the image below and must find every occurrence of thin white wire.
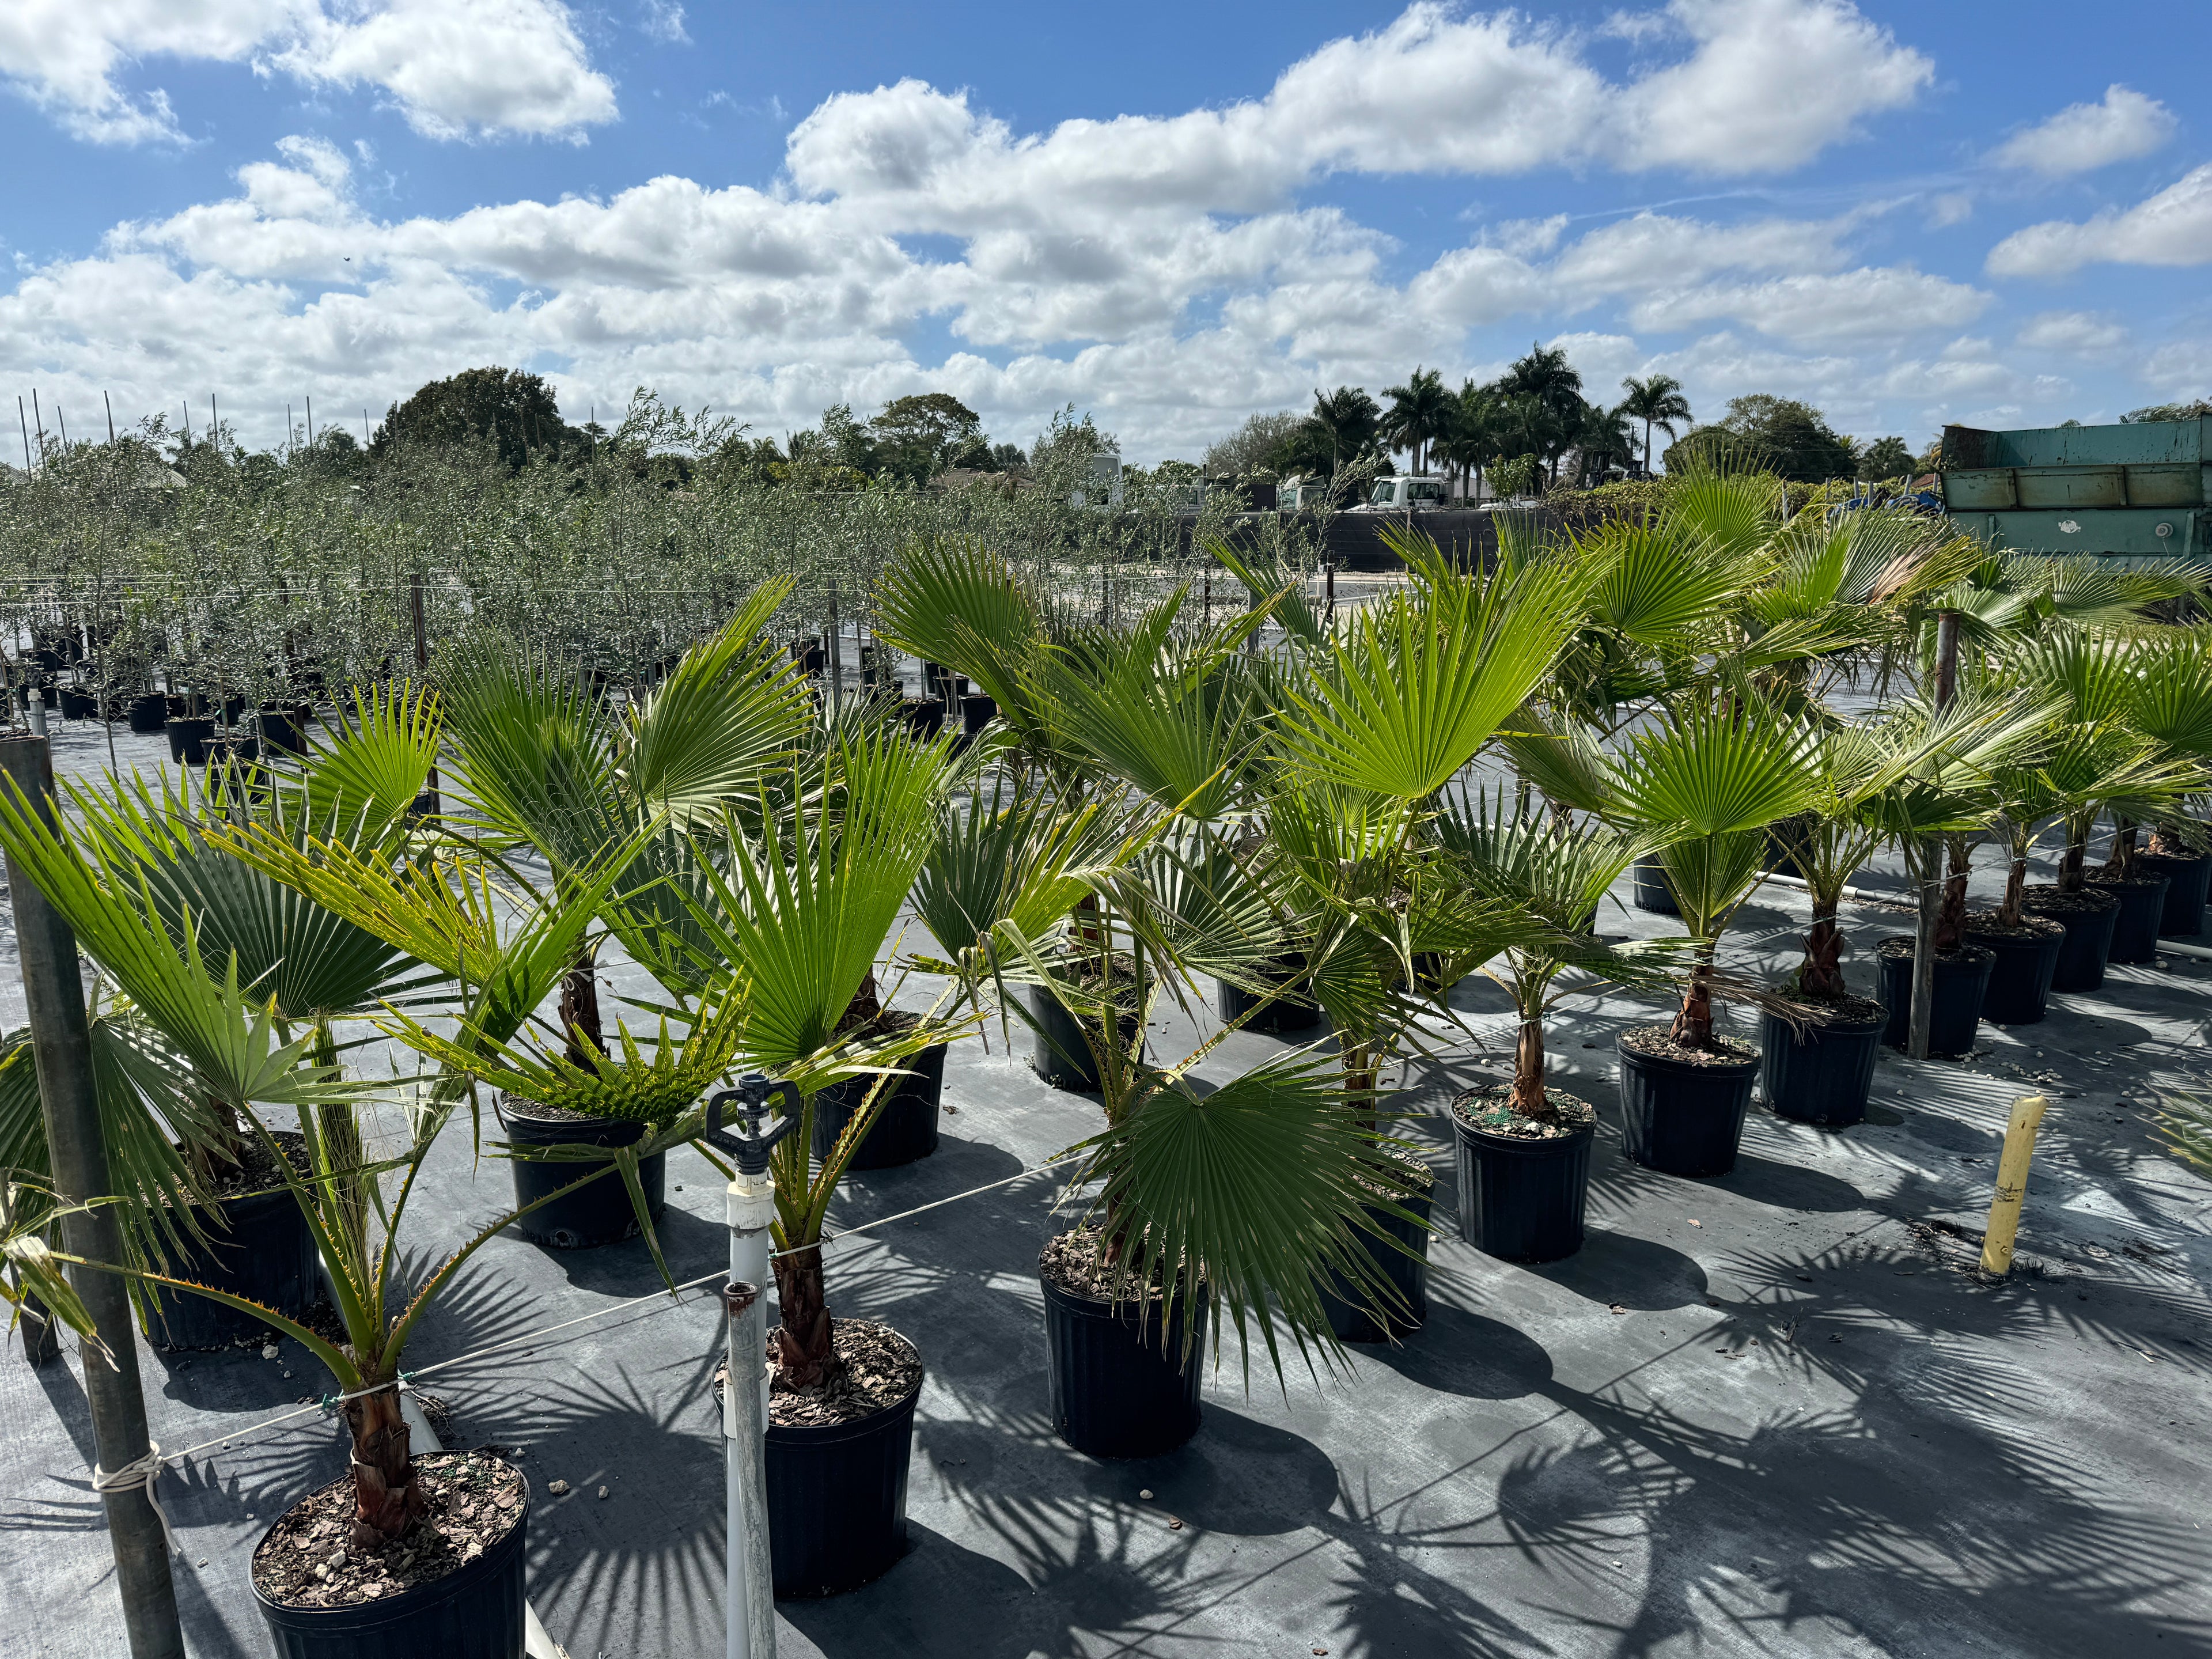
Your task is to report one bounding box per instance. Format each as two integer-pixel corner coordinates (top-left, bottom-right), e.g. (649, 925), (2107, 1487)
(137, 1149), (1083, 1477)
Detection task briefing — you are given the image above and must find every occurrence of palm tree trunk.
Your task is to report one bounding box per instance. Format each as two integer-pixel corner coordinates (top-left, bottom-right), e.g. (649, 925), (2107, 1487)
(1798, 902), (1846, 1001)
(2059, 830), (2087, 893)
(1936, 835), (1971, 953)
(1670, 956), (1716, 1048)
(560, 950), (604, 1069)
(2000, 853), (2028, 926)
(2103, 820), (2138, 880)
(1509, 1014), (1555, 1122)
(344, 1379), (423, 1547)
(769, 1245), (836, 1389)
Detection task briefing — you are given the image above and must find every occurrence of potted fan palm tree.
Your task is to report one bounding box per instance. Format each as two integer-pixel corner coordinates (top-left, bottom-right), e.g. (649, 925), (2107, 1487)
(1604, 695), (1825, 1176)
(1439, 789), (1673, 1257)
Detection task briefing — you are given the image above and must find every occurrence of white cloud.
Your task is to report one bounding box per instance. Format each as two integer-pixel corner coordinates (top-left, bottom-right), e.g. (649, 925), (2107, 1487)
(1628, 266), (1990, 344)
(1990, 85), (2176, 177)
(1987, 164), (2212, 278)
(2017, 310), (2129, 357)
(0, 0), (614, 144)
(639, 2), (686, 46)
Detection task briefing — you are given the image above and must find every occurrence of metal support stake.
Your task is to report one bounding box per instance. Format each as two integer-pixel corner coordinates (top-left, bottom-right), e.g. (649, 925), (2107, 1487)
(410, 571), (438, 816)
(704, 1078), (794, 1659)
(1907, 611), (1961, 1062)
(826, 588), (843, 717)
(27, 685), (47, 738)
(1980, 1094), (2048, 1275)
(0, 738), (183, 1658)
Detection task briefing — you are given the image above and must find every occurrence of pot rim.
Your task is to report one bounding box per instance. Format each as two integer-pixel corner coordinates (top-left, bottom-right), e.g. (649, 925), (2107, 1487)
(251, 1464), (529, 1621)
(1614, 1032), (1759, 1075)
(1452, 1112), (1597, 1153)
(766, 1367), (925, 1446)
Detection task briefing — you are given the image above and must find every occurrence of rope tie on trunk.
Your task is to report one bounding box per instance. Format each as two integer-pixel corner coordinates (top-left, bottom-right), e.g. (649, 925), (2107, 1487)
(92, 1445), (177, 1555)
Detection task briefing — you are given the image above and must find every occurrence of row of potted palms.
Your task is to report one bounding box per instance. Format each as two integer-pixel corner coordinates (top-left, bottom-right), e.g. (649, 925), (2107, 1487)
(9, 474), (2210, 1655)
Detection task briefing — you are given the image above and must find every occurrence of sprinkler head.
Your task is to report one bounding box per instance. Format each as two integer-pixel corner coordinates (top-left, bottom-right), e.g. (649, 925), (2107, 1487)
(704, 1072), (796, 1175)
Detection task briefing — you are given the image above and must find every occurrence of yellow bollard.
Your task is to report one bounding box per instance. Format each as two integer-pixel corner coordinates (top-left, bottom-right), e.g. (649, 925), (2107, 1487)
(1980, 1094), (2048, 1275)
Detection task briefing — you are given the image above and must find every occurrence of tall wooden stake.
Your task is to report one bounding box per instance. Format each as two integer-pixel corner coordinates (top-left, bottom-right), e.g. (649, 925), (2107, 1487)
(0, 738), (184, 1658)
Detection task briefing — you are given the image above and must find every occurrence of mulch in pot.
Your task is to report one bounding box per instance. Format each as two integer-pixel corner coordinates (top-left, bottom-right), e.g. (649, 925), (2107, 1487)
(1038, 1224), (1198, 1305)
(2020, 884), (2115, 915)
(767, 1319), (921, 1430)
(252, 1451), (522, 1610)
(1963, 912), (2066, 942)
(1451, 1086), (1597, 1139)
(1619, 1025), (1756, 1067)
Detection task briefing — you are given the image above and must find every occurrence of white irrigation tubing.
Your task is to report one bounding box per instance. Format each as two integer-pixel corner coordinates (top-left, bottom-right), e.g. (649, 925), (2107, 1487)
(1759, 870), (1919, 907)
(126, 1149), (1085, 1480)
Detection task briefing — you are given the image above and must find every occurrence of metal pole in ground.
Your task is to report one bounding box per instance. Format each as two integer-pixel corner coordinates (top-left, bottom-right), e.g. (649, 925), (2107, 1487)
(410, 571), (438, 816)
(0, 737), (184, 1659)
(704, 1078), (793, 1659)
(1907, 611), (1961, 1061)
(826, 587), (843, 718)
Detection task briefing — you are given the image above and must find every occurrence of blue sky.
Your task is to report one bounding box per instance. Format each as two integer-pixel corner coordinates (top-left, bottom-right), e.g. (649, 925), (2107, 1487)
(2, 2), (2206, 462)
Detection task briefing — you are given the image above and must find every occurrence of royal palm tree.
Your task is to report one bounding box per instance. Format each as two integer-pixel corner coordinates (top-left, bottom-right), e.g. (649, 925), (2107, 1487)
(1619, 374), (1692, 478)
(1308, 385), (1381, 475)
(1378, 368), (1452, 476)
(1499, 344), (1585, 484)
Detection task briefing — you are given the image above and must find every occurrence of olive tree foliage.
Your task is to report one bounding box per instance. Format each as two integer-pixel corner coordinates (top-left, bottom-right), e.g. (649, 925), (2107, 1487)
(0, 389), (1307, 706)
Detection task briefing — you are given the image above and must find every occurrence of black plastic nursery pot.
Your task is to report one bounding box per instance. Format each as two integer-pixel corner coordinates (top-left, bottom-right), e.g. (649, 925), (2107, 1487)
(2021, 885), (2121, 993)
(1317, 1177), (1432, 1342)
(165, 715), (217, 765)
(499, 1101), (665, 1249)
(126, 692), (168, 734)
(1217, 957), (1321, 1035)
(766, 1365), (922, 1598)
(1617, 1028), (1756, 1178)
(1630, 853), (1679, 915)
(1876, 938), (1995, 1056)
(961, 692), (997, 735)
(1452, 1091), (1594, 1262)
(259, 703), (315, 756)
(1041, 1256), (1207, 1459)
(57, 685), (99, 719)
(2139, 850), (2212, 937)
(809, 1043), (948, 1169)
(1027, 982), (1143, 1093)
(1966, 915), (2067, 1026)
(2090, 874), (2172, 965)
(1758, 1000), (1885, 1128)
(253, 1466), (529, 1659)
(145, 1183), (321, 1349)
(901, 697), (946, 739)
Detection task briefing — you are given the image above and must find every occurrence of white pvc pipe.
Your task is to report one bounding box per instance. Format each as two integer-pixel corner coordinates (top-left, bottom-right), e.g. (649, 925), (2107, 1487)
(1759, 870), (1912, 907)
(2158, 938), (2212, 960)
(725, 1174), (778, 1659)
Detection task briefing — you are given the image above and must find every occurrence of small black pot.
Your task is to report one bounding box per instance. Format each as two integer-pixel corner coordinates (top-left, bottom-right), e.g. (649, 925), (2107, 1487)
(2140, 850), (2212, 938)
(809, 1044), (946, 1169)
(766, 1368), (921, 1598)
(902, 697), (946, 739)
(1968, 919), (2066, 1025)
(58, 685), (99, 719)
(1028, 983), (1143, 1093)
(790, 642), (827, 676)
(1317, 1183), (1432, 1341)
(2090, 874), (2171, 965)
(145, 1184), (321, 1349)
(1453, 1107), (1593, 1261)
(254, 1474), (529, 1659)
(221, 694), (247, 723)
(1041, 1262), (1206, 1459)
(1217, 958), (1320, 1035)
(2022, 887), (2120, 993)
(1876, 939), (1995, 1056)
(961, 692), (998, 735)
(1630, 853), (1679, 915)
(500, 1104), (665, 1249)
(1618, 1034), (1756, 1178)
(1759, 1003), (1884, 1128)
(127, 693), (168, 734)
(259, 703), (315, 756)
(166, 715), (217, 766)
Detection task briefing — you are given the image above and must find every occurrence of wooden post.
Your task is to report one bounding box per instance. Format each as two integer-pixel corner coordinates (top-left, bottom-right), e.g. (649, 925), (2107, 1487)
(0, 738), (184, 1658)
(1980, 1094), (2048, 1275)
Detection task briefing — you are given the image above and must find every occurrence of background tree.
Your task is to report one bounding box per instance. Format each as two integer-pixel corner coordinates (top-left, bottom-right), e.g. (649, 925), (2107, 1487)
(1618, 374), (1692, 478)
(1857, 434), (1915, 480)
(1302, 385), (1381, 474)
(371, 367), (574, 471)
(1378, 367), (1452, 474)
(1202, 410), (1304, 478)
(2122, 399), (2212, 423)
(1499, 344), (1586, 484)
(1573, 402), (1638, 486)
(867, 393), (986, 485)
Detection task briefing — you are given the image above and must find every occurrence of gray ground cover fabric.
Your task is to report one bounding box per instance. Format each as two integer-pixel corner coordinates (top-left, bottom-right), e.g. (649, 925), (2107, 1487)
(2, 717), (2209, 1658)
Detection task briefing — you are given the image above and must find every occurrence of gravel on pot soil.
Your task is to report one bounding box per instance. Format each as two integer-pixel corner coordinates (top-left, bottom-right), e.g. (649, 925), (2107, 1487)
(1963, 911), (2066, 941)
(2020, 884), (2116, 915)
(1795, 993), (1888, 1025)
(251, 1450), (523, 1610)
(498, 1094), (608, 1124)
(768, 1319), (920, 1429)
(1874, 939), (1994, 966)
(1619, 1024), (1756, 1066)
(1450, 1085), (1597, 1139)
